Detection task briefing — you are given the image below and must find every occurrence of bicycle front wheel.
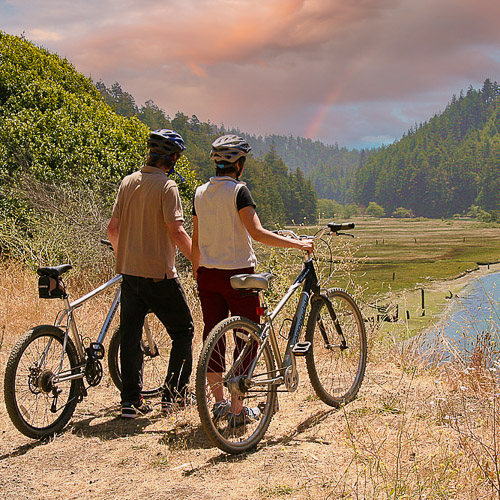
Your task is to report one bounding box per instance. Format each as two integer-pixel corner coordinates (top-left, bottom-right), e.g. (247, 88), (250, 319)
(195, 316), (277, 454)
(108, 313), (170, 396)
(4, 325), (80, 439)
(305, 289), (367, 407)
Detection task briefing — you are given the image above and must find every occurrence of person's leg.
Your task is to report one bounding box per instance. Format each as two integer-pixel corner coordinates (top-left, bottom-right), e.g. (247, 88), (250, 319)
(223, 268), (261, 415)
(120, 275), (149, 405)
(197, 267), (230, 403)
(146, 278), (194, 401)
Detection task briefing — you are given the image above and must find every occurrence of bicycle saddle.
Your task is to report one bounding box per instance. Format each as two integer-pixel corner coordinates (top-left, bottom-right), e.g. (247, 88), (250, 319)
(36, 264), (73, 278)
(230, 272), (274, 290)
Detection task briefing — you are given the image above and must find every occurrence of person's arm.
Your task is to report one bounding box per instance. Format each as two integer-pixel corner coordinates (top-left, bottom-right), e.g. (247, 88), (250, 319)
(107, 217), (120, 257)
(239, 206), (314, 253)
(167, 220), (192, 262)
(191, 216), (200, 279)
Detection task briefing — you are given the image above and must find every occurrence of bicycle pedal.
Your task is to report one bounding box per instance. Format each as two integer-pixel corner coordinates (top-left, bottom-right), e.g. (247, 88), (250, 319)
(90, 342), (105, 359)
(292, 341), (311, 356)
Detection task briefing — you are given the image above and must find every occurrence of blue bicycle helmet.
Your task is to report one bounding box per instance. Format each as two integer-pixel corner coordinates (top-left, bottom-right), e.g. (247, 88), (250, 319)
(147, 129), (186, 156)
(210, 135), (251, 164)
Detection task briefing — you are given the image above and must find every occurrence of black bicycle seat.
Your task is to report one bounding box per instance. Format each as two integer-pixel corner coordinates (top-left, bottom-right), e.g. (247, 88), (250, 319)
(36, 264), (73, 278)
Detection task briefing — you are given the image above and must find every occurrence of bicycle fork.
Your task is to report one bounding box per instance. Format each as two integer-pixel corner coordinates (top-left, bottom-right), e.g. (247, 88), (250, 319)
(318, 294), (349, 350)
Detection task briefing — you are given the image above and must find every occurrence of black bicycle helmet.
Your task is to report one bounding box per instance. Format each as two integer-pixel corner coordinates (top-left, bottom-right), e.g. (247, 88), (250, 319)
(210, 135), (251, 164)
(147, 129), (186, 157)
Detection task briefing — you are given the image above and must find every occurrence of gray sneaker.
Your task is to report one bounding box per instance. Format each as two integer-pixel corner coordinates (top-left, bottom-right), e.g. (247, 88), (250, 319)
(212, 399), (231, 420)
(227, 406), (261, 428)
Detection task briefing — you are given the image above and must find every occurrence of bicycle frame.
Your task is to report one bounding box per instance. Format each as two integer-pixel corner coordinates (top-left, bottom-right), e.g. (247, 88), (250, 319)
(50, 272), (161, 386)
(236, 258), (320, 389)
(55, 274), (123, 361)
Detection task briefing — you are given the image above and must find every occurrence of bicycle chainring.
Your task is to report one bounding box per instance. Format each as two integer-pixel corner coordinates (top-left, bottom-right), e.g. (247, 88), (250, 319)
(85, 359), (103, 386)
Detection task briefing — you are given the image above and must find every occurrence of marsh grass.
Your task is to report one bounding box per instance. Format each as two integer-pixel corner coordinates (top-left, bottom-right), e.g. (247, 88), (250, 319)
(349, 217), (500, 297)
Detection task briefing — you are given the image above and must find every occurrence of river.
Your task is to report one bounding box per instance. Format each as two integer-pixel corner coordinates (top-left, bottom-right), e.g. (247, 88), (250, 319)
(427, 271), (499, 361)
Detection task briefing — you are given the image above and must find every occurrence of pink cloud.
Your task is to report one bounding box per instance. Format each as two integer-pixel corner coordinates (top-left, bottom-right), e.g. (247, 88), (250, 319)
(5, 0), (500, 147)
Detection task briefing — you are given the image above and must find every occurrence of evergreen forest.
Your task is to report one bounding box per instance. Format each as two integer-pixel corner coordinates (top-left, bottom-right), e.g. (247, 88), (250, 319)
(353, 80), (500, 218)
(95, 81), (318, 227)
(96, 76), (500, 221)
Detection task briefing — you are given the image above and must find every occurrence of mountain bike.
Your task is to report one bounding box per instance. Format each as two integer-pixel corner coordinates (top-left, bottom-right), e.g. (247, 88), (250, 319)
(4, 242), (170, 439)
(195, 222), (367, 454)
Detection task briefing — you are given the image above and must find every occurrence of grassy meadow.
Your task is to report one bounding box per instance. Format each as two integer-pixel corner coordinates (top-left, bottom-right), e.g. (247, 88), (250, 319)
(349, 217), (500, 296)
(303, 217), (500, 339)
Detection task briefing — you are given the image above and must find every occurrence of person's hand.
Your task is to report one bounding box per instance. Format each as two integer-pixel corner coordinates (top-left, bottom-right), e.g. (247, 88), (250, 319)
(300, 239), (314, 254)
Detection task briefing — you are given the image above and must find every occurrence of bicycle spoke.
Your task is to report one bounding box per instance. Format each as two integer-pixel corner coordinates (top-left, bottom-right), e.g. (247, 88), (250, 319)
(306, 290), (367, 406)
(4, 326), (79, 438)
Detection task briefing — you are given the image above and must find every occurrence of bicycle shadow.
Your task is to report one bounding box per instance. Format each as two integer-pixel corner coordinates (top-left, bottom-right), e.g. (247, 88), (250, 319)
(70, 413), (160, 439)
(180, 407), (338, 476)
(0, 404), (155, 460)
(266, 408), (336, 446)
(182, 449), (254, 476)
(0, 439), (47, 462)
(1, 406), (337, 463)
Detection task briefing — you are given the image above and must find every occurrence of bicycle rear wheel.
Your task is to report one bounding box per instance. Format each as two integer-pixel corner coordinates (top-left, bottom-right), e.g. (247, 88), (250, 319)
(4, 325), (80, 439)
(195, 316), (277, 454)
(305, 289), (367, 407)
(108, 313), (170, 396)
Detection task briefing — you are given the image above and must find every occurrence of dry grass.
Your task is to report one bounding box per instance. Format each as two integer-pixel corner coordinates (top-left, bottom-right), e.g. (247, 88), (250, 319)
(1, 261), (500, 499)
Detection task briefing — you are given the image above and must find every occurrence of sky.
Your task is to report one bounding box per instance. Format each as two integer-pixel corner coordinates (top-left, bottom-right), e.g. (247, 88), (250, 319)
(2, 0), (500, 150)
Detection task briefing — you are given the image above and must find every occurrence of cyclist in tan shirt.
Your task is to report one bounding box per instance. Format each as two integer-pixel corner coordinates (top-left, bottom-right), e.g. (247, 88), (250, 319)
(108, 129), (194, 418)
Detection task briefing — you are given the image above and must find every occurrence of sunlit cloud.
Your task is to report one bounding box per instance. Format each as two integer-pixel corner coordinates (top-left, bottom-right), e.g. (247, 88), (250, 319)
(27, 28), (62, 42)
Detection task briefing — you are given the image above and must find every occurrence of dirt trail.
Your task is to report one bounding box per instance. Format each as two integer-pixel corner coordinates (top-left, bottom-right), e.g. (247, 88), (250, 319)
(0, 363), (442, 499)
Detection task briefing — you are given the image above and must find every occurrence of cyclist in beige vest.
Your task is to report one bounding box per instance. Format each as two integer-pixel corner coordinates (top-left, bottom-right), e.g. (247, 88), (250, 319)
(192, 134), (313, 427)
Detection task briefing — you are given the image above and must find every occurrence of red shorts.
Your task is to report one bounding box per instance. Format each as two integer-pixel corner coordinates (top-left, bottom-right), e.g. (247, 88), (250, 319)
(197, 267), (260, 373)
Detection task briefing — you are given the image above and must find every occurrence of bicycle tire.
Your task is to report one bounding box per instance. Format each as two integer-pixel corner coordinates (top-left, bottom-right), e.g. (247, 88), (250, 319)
(108, 313), (170, 397)
(4, 325), (80, 439)
(195, 316), (277, 454)
(305, 289), (367, 407)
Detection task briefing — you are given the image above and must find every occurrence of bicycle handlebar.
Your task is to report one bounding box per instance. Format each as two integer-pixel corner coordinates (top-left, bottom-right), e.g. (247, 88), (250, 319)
(273, 222), (355, 241)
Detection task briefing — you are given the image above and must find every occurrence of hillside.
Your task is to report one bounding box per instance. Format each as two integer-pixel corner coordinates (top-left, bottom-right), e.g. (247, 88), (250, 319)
(353, 79), (500, 218)
(0, 31), (197, 268)
(97, 79), (500, 220)
(230, 132), (363, 203)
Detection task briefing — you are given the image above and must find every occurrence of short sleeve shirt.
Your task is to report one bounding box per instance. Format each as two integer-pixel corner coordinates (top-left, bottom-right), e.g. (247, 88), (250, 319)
(112, 165), (184, 279)
(192, 184), (255, 216)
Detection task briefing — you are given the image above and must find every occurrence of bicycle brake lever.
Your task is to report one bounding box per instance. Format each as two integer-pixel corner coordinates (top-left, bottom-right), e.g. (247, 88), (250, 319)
(336, 232), (355, 238)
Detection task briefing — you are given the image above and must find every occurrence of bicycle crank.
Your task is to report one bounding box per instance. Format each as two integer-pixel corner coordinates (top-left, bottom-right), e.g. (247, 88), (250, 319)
(85, 358), (103, 386)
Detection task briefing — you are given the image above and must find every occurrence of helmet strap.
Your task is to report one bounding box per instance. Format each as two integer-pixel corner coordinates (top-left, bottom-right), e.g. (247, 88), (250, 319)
(166, 160), (185, 182)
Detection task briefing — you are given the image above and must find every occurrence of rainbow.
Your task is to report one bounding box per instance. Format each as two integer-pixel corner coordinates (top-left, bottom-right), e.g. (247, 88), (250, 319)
(304, 44), (379, 141)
